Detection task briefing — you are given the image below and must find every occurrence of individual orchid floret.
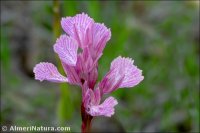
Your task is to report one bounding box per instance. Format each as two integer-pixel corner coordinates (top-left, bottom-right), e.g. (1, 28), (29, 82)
(82, 84), (118, 117)
(61, 13), (111, 62)
(88, 96), (118, 117)
(82, 82), (100, 107)
(61, 13), (94, 48)
(99, 56), (144, 94)
(33, 62), (68, 83)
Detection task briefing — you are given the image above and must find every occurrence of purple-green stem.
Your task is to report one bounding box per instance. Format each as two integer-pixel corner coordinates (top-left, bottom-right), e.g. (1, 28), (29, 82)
(81, 103), (93, 132)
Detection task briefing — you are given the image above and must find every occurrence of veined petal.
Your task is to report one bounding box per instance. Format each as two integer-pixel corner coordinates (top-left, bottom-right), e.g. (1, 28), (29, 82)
(76, 47), (98, 89)
(82, 82), (88, 101)
(91, 23), (111, 60)
(62, 62), (81, 85)
(33, 62), (68, 83)
(88, 67), (98, 89)
(82, 84), (101, 107)
(54, 35), (78, 66)
(93, 87), (101, 105)
(99, 68), (124, 94)
(76, 47), (93, 76)
(61, 13), (94, 48)
(87, 96), (118, 117)
(100, 56), (144, 94)
(82, 82), (91, 107)
(111, 56), (144, 88)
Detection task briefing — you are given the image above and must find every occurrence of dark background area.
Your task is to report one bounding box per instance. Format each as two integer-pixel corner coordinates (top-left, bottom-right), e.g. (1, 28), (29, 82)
(1, 1), (199, 132)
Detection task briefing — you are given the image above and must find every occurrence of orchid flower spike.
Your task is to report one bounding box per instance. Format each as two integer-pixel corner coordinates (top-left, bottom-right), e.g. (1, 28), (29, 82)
(33, 13), (144, 132)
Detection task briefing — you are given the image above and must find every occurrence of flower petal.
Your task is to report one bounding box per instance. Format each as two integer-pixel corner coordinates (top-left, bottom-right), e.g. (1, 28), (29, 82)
(93, 87), (101, 105)
(82, 83), (101, 107)
(82, 82), (91, 107)
(54, 35), (78, 66)
(100, 56), (144, 94)
(61, 13), (94, 48)
(87, 96), (118, 117)
(33, 62), (68, 83)
(88, 67), (98, 89)
(111, 56), (144, 88)
(90, 23), (111, 60)
(61, 62), (81, 85)
(76, 47), (98, 89)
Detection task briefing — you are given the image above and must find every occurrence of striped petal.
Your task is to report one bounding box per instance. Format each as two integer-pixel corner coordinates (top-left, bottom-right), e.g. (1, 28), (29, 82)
(54, 35), (78, 66)
(111, 56), (144, 88)
(61, 13), (94, 48)
(90, 23), (111, 60)
(61, 62), (81, 86)
(87, 97), (118, 117)
(33, 62), (68, 83)
(100, 56), (144, 94)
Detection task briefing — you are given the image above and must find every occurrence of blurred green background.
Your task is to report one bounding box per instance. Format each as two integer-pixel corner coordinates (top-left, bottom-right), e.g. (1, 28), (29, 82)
(1, 1), (199, 132)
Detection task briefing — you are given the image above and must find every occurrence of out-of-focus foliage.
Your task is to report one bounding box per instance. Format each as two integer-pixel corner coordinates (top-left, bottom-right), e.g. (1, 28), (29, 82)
(1, 1), (199, 132)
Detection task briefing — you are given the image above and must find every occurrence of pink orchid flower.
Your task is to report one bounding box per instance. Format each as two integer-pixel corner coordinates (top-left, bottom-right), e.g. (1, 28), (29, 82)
(33, 13), (144, 132)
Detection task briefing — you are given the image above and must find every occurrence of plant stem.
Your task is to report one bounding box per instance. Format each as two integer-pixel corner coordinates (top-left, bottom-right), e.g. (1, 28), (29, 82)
(81, 103), (93, 133)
